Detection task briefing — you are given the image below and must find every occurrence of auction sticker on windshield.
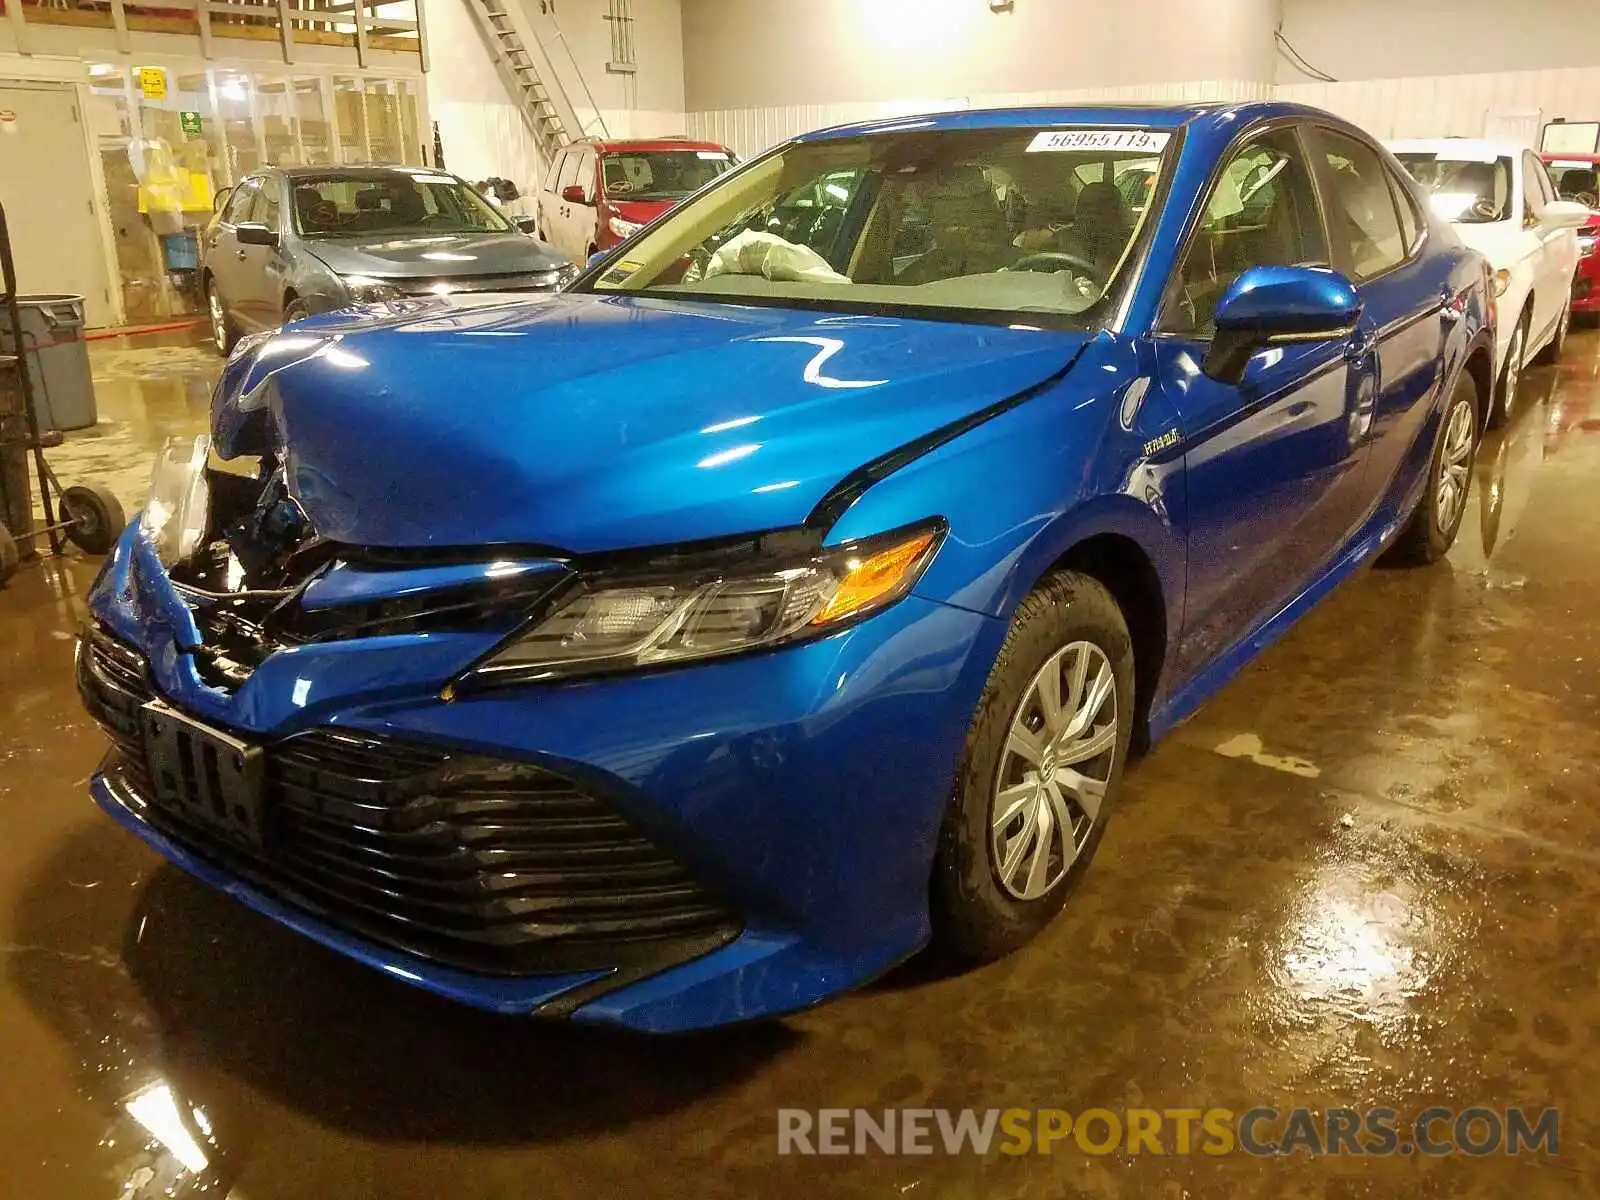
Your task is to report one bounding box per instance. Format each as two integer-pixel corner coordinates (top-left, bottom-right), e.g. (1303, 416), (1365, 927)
(1028, 130), (1170, 154)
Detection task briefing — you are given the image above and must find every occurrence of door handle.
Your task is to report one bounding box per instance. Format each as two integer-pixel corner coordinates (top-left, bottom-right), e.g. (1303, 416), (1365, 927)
(235, 249), (247, 261)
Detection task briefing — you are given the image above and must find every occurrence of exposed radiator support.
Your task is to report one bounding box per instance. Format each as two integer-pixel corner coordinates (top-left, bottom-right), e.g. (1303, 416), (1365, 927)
(463, 0), (608, 158)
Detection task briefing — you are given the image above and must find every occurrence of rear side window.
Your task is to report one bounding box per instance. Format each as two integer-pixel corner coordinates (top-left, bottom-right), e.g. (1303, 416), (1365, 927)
(1310, 128), (1407, 281)
(1386, 168), (1423, 254)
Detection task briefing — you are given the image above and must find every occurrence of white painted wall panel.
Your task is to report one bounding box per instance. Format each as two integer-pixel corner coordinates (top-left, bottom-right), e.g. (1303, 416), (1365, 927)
(688, 79), (1275, 160)
(1280, 68), (1600, 144)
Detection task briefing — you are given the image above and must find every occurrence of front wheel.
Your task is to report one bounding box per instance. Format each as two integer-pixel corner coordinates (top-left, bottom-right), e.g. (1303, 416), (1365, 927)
(1535, 304), (1570, 365)
(931, 571), (1135, 962)
(1489, 316), (1526, 427)
(206, 278), (236, 357)
(1386, 370), (1479, 566)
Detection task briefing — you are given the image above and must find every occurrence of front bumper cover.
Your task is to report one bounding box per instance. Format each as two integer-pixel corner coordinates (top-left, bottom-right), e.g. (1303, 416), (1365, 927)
(81, 524), (1004, 1031)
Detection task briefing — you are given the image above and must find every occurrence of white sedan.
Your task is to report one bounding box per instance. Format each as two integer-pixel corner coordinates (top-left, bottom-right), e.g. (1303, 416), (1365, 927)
(1390, 138), (1590, 423)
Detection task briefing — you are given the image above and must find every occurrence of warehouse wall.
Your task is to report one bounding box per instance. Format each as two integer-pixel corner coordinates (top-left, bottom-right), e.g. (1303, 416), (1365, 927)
(1276, 0), (1600, 84)
(680, 0), (1282, 157)
(682, 0), (1281, 109)
(1276, 0), (1600, 146)
(424, 0), (687, 203)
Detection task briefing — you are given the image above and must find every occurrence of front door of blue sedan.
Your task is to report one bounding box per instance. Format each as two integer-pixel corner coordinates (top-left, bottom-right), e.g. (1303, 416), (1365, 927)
(1152, 126), (1381, 681)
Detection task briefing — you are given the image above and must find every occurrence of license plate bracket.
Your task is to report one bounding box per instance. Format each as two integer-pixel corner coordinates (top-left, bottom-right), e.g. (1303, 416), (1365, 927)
(141, 700), (267, 850)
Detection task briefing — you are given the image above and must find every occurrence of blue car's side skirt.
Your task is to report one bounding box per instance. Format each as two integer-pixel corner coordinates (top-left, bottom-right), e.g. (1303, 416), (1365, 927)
(1148, 489), (1420, 745)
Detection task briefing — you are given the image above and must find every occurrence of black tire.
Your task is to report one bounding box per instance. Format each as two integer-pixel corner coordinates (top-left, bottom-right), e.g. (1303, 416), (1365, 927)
(60, 484), (126, 555)
(206, 276), (237, 357)
(931, 570), (1136, 963)
(1488, 313), (1527, 428)
(1387, 370), (1480, 566)
(1535, 304), (1570, 366)
(0, 524), (18, 585)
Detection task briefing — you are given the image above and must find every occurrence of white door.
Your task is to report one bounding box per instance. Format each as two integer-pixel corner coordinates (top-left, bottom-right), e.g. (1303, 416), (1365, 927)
(0, 84), (114, 326)
(1525, 150), (1578, 335)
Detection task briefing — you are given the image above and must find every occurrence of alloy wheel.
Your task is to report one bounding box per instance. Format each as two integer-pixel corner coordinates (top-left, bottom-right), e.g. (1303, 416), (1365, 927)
(1503, 324), (1524, 415)
(990, 640), (1118, 901)
(208, 285), (228, 355)
(1435, 396), (1475, 533)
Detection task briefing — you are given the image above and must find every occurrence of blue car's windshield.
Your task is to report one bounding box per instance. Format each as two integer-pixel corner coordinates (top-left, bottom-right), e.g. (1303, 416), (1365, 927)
(291, 171), (511, 237)
(583, 126), (1174, 327)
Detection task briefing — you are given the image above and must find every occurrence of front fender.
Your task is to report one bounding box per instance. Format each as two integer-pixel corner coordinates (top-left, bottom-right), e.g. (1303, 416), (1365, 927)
(824, 333), (1184, 632)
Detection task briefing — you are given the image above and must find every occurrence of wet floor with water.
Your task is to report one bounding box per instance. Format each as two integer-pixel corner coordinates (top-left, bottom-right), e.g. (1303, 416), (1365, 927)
(2, 327), (1599, 1197)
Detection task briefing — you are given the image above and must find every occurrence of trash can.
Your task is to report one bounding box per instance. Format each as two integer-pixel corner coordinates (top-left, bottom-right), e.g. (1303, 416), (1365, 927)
(0, 294), (97, 433)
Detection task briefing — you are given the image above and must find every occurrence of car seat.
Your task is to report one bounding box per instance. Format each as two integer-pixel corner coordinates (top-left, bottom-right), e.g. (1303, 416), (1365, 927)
(294, 187), (337, 233)
(899, 165), (1014, 283)
(1061, 182), (1133, 276)
(389, 187), (426, 225)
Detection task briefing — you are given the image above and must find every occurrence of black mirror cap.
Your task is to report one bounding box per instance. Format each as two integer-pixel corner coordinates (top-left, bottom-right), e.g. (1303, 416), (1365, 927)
(235, 222), (279, 248)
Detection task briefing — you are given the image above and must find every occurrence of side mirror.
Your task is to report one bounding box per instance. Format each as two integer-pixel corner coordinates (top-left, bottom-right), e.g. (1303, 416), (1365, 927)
(1541, 199), (1592, 230)
(235, 221), (279, 248)
(1202, 265), (1363, 386)
(560, 184), (590, 205)
(213, 185), (233, 213)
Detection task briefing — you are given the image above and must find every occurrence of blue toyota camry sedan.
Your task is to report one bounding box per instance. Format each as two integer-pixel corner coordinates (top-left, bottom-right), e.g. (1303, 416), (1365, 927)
(79, 102), (1493, 1033)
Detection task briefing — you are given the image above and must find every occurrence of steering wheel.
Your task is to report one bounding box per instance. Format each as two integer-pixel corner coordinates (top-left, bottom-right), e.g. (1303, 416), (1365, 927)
(1008, 250), (1099, 277)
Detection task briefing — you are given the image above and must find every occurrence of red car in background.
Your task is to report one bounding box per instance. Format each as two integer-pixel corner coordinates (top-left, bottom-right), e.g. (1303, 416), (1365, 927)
(1541, 152), (1600, 315)
(536, 137), (736, 263)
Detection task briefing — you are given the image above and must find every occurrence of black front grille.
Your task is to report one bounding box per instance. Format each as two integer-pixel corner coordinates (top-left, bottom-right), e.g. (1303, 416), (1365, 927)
(77, 627), (741, 976)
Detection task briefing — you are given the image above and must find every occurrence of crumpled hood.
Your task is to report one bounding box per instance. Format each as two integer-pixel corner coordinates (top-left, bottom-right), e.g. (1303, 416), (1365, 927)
(212, 293), (1088, 551)
(305, 232), (569, 279)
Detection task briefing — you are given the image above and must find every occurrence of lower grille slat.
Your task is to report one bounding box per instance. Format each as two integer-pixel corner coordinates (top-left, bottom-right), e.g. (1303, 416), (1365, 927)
(77, 627), (742, 975)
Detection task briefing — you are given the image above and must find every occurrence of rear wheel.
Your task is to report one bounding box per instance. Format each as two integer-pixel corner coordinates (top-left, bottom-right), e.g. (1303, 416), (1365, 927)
(931, 571), (1135, 962)
(1387, 370), (1479, 566)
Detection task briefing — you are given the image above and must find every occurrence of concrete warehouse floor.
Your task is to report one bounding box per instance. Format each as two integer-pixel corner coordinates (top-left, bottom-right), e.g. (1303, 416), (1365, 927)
(1, 326), (1598, 1197)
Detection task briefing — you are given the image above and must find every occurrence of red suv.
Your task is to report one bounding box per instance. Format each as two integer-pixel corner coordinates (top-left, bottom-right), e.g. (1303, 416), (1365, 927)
(537, 137), (736, 263)
(1541, 152), (1600, 315)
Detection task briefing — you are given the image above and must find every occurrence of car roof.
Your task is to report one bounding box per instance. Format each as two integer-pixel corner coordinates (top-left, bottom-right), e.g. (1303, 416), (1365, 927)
(272, 164), (461, 180)
(1388, 137), (1525, 160)
(791, 101), (1367, 144)
(569, 137), (730, 154)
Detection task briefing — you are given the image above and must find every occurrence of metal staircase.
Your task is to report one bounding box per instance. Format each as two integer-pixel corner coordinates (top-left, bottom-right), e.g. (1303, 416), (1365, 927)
(466, 0), (608, 158)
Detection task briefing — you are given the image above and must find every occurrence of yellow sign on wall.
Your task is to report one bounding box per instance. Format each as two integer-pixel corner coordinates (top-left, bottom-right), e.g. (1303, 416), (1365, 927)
(137, 67), (168, 102)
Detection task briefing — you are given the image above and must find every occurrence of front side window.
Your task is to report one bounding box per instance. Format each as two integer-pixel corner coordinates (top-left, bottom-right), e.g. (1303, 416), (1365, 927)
(1394, 151), (1513, 224)
(290, 172), (510, 236)
(251, 179), (282, 231)
(1162, 129), (1326, 336)
(1314, 129), (1407, 280)
(584, 127), (1175, 327)
(600, 150), (734, 201)
(221, 179), (260, 225)
(1523, 150), (1556, 224)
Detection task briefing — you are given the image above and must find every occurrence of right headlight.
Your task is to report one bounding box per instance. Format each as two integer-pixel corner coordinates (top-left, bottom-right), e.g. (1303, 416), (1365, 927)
(469, 520), (944, 684)
(342, 275), (405, 303)
(140, 434), (211, 565)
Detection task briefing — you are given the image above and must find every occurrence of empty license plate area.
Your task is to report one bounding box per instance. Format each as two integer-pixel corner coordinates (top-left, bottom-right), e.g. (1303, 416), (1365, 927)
(141, 701), (267, 849)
